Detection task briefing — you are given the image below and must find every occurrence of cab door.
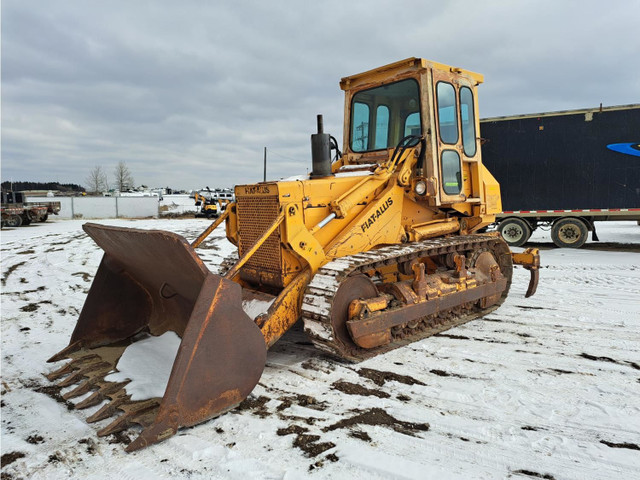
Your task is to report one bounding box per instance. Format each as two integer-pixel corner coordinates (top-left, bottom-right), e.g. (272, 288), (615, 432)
(431, 70), (472, 206)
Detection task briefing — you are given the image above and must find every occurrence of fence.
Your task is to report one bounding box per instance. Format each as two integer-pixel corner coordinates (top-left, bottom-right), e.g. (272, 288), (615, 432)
(26, 196), (159, 219)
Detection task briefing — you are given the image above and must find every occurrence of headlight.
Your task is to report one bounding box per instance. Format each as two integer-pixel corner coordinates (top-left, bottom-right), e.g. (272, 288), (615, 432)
(414, 180), (427, 196)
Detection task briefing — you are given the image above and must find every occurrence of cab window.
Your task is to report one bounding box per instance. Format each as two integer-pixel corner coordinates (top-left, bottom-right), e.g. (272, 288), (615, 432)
(350, 78), (421, 152)
(374, 105), (390, 149)
(460, 87), (477, 156)
(351, 102), (370, 152)
(442, 150), (462, 195)
(404, 112), (421, 136)
(436, 82), (458, 144)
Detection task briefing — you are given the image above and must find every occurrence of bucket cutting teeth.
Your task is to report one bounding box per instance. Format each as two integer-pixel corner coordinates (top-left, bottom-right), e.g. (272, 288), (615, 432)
(57, 362), (112, 388)
(45, 354), (100, 381)
(97, 400), (160, 437)
(46, 223), (268, 452)
(46, 346), (156, 429)
(74, 381), (131, 410)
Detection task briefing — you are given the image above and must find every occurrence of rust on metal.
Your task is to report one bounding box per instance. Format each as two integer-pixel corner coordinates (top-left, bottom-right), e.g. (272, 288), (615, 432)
(47, 223), (267, 453)
(347, 277), (508, 346)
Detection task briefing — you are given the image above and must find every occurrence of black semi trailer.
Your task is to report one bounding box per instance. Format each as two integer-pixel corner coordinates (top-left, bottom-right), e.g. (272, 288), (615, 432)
(480, 104), (640, 248)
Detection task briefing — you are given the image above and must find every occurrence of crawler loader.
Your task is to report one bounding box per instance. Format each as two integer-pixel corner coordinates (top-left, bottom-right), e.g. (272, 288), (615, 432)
(47, 58), (540, 452)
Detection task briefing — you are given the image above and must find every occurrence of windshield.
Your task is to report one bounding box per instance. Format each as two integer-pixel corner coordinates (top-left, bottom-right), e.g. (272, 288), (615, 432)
(350, 78), (421, 153)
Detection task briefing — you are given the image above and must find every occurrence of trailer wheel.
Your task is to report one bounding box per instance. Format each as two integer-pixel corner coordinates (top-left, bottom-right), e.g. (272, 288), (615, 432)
(551, 218), (588, 248)
(4, 215), (23, 228)
(40, 214), (49, 222)
(498, 218), (531, 247)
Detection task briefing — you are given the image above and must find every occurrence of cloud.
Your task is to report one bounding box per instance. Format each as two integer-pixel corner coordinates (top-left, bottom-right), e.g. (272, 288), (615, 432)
(2, 0), (639, 189)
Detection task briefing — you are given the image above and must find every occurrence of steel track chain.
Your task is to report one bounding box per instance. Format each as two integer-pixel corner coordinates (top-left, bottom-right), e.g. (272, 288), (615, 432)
(301, 234), (512, 361)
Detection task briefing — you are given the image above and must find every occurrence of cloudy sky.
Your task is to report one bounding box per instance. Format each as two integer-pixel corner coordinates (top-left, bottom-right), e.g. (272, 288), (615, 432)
(2, 0), (639, 191)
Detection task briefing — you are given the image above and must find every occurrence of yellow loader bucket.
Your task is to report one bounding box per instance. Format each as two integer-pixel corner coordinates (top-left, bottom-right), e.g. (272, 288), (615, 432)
(47, 223), (267, 452)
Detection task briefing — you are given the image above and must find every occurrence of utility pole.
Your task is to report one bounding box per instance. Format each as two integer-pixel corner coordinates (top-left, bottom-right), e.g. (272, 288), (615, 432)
(263, 147), (267, 182)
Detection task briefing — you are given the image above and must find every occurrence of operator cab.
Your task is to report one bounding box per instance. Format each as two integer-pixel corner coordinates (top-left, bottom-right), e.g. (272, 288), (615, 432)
(338, 57), (488, 210)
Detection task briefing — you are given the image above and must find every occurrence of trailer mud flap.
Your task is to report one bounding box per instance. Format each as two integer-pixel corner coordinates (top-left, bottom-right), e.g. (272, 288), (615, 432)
(47, 224), (266, 452)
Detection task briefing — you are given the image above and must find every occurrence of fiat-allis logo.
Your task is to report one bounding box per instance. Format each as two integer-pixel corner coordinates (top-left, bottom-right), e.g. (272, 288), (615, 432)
(243, 185), (271, 195)
(360, 197), (393, 233)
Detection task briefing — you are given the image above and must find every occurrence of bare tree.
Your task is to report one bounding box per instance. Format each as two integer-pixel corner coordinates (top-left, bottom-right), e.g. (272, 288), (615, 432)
(113, 161), (134, 192)
(85, 166), (108, 194)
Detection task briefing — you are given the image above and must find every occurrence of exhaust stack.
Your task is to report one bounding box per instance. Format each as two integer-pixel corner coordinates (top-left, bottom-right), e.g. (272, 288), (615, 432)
(310, 114), (332, 178)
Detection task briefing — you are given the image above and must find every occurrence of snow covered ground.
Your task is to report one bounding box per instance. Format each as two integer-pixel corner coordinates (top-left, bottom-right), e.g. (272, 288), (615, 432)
(158, 194), (199, 216)
(1, 219), (639, 480)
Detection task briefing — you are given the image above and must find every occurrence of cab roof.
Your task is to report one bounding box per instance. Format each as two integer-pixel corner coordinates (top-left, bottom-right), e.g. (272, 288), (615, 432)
(339, 57), (484, 90)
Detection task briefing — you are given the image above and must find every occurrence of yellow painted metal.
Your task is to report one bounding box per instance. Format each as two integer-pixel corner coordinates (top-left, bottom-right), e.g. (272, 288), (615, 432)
(512, 248), (540, 269)
(349, 294), (393, 319)
(224, 57), (515, 339)
(191, 208), (230, 248)
(225, 210), (285, 281)
(325, 182), (405, 258)
(258, 269), (313, 347)
(407, 218), (460, 242)
(511, 247), (540, 297)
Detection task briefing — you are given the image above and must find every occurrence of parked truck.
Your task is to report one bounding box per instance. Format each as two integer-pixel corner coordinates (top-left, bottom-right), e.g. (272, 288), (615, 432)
(1, 192), (25, 228)
(480, 104), (640, 247)
(1, 191), (50, 226)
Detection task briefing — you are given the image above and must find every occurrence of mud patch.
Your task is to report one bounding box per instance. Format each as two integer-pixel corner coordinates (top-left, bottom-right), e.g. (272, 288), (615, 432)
(324, 408), (429, 437)
(293, 434), (335, 457)
(301, 358), (335, 374)
(20, 303), (40, 312)
(600, 440), (640, 451)
(349, 430), (372, 442)
(50, 238), (77, 246)
(580, 353), (621, 365)
(48, 453), (61, 464)
(72, 272), (92, 282)
(521, 425), (541, 432)
(433, 333), (470, 340)
(1, 452), (25, 468)
(17, 249), (36, 255)
(277, 425), (308, 436)
(277, 394), (327, 412)
(20, 300), (52, 312)
(78, 437), (98, 454)
(2, 261), (26, 286)
(27, 382), (75, 410)
(512, 469), (556, 479)
(309, 453), (339, 471)
(277, 425), (335, 457)
(26, 434), (44, 444)
(429, 369), (466, 378)
(579, 353), (640, 371)
(357, 368), (426, 387)
(108, 431), (131, 446)
(331, 381), (390, 398)
(515, 305), (545, 310)
(237, 395), (271, 418)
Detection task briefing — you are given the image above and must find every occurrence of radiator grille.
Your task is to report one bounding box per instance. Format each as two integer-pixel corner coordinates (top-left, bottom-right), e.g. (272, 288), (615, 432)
(236, 194), (282, 284)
